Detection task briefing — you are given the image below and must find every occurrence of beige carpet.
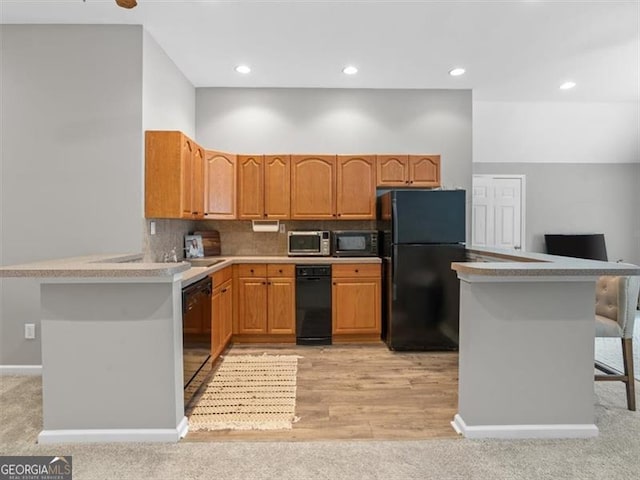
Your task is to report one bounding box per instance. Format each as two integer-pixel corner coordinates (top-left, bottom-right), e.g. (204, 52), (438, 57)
(188, 354), (300, 431)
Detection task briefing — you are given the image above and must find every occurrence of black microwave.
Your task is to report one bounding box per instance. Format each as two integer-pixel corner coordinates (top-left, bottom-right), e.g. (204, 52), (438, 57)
(332, 231), (379, 257)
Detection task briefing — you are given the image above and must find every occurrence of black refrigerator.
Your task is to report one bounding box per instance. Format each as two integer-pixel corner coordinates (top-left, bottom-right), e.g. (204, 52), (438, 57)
(378, 190), (467, 351)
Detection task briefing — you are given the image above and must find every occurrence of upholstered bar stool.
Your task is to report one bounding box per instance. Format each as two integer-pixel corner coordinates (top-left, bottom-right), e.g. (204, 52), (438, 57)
(595, 275), (640, 411)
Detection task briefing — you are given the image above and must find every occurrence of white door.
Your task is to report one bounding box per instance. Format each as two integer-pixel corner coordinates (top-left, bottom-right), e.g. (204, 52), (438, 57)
(472, 175), (525, 250)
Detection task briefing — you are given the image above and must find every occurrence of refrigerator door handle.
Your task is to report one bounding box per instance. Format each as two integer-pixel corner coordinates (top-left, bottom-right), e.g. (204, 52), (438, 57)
(392, 250), (398, 301)
(392, 196), (398, 244)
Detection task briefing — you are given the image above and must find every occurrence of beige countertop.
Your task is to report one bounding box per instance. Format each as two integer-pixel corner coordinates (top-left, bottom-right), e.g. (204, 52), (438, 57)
(3, 249), (636, 283)
(455, 247), (640, 277)
(0, 253), (381, 285)
(0, 254), (191, 279)
(181, 255), (382, 287)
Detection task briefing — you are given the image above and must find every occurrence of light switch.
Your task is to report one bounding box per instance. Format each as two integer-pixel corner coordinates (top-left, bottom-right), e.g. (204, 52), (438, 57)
(150, 221), (156, 235)
(25, 324), (35, 339)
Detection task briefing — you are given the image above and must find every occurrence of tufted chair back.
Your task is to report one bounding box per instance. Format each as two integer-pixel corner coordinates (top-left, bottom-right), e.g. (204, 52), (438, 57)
(595, 276), (640, 339)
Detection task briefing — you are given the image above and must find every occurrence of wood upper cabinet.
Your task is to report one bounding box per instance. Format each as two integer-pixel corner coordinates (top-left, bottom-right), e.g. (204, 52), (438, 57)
(409, 155), (441, 187)
(264, 155), (291, 219)
(336, 155), (376, 219)
(377, 155), (409, 187)
(238, 155), (265, 219)
(204, 150), (237, 219)
(235, 264), (295, 335)
(145, 130), (205, 219)
(291, 155), (336, 219)
(332, 264), (381, 335)
(377, 154), (441, 188)
(238, 155), (291, 219)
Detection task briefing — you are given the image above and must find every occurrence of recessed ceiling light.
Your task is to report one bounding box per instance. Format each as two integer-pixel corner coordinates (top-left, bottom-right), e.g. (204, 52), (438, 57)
(560, 81), (576, 90)
(235, 65), (251, 74)
(449, 68), (466, 77)
(342, 65), (358, 75)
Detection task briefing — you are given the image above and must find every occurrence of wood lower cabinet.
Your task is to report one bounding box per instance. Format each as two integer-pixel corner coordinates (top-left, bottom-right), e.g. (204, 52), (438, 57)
(336, 155), (376, 219)
(205, 150), (237, 219)
(377, 154), (441, 188)
(145, 130), (205, 219)
(235, 264), (295, 337)
(332, 263), (381, 336)
(211, 267), (233, 360)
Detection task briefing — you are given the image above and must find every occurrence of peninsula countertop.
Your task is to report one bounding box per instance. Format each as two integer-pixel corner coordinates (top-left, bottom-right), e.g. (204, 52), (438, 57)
(0, 253), (191, 278)
(456, 247), (640, 277)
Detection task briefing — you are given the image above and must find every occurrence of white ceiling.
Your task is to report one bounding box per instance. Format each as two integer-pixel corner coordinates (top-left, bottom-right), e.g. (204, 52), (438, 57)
(2, 0), (639, 102)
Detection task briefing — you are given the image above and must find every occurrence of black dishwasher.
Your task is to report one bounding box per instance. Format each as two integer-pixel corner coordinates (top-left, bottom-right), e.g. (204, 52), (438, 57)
(296, 265), (332, 345)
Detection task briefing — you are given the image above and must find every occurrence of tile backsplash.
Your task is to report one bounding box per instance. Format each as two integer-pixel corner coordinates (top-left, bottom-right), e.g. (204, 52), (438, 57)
(143, 219), (196, 262)
(144, 219), (377, 259)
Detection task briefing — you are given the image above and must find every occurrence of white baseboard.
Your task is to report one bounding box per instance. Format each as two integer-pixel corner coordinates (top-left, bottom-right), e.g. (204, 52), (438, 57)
(38, 417), (190, 444)
(451, 414), (599, 439)
(0, 365), (42, 376)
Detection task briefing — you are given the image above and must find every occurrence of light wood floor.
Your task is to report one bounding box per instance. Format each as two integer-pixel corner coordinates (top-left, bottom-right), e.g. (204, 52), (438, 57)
(185, 343), (460, 441)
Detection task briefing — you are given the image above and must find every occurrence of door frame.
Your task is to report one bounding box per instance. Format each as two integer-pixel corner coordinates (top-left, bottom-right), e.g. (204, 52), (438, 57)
(472, 174), (527, 251)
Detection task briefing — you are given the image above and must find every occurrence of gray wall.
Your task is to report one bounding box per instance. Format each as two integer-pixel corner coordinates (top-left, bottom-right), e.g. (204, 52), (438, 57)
(0, 25), (145, 365)
(196, 88), (472, 192)
(473, 163), (640, 265)
(142, 30), (196, 138)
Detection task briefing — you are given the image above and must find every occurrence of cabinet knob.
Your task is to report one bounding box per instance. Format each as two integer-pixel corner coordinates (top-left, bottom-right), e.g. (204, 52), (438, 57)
(337, 213), (341, 217)
(263, 281), (267, 285)
(263, 213), (267, 217)
(250, 269), (254, 273)
(267, 281), (272, 285)
(355, 269), (359, 273)
(278, 269), (283, 273)
(221, 288), (227, 293)
(333, 282), (336, 285)
(333, 214), (337, 217)
(405, 180), (410, 184)
(409, 180), (414, 184)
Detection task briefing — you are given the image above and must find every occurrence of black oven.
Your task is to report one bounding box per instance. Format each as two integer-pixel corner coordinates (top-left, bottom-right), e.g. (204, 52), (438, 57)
(332, 230), (379, 257)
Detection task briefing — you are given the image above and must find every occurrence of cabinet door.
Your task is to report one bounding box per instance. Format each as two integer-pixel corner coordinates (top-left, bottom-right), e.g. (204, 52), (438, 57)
(336, 155), (376, 219)
(145, 131), (182, 219)
(267, 277), (295, 334)
(205, 150), (237, 219)
(237, 155), (265, 219)
(332, 278), (381, 334)
(409, 155), (441, 187)
(221, 280), (233, 345)
(211, 286), (223, 358)
(180, 137), (195, 217)
(192, 145), (205, 219)
(376, 155), (409, 187)
(264, 155), (291, 219)
(237, 277), (268, 334)
(291, 155), (336, 219)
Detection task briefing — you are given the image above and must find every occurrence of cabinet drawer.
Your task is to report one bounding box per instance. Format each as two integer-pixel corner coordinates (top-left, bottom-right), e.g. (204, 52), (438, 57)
(267, 264), (295, 278)
(332, 263), (380, 278)
(211, 266), (232, 286)
(237, 264), (267, 277)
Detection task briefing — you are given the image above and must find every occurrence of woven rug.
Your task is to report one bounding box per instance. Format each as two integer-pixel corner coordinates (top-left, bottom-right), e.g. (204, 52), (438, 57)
(188, 354), (300, 431)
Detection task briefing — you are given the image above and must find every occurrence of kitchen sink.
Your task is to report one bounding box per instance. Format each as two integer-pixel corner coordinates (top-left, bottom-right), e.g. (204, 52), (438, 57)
(188, 258), (225, 267)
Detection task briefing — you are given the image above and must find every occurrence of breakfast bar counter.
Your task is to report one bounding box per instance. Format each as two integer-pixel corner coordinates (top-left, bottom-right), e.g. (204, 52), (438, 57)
(451, 249), (640, 439)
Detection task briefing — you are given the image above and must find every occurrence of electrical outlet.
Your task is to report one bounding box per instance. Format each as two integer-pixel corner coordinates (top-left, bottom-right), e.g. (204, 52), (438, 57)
(150, 221), (156, 235)
(279, 223), (286, 233)
(25, 324), (35, 339)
